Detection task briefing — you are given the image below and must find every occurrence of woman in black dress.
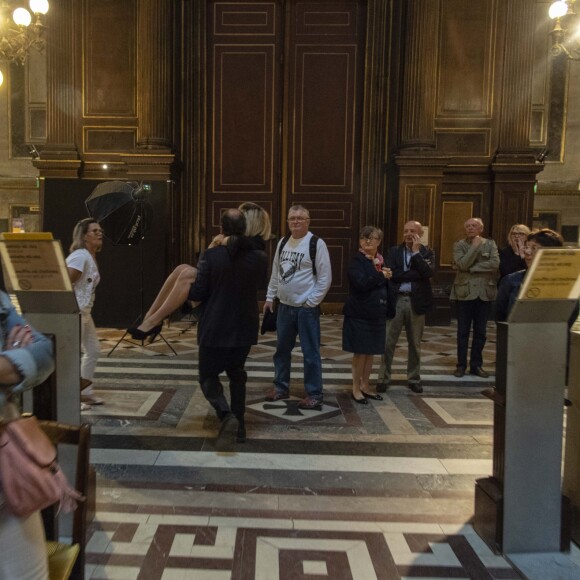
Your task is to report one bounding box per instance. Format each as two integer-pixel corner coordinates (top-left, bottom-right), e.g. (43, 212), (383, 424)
(343, 226), (393, 404)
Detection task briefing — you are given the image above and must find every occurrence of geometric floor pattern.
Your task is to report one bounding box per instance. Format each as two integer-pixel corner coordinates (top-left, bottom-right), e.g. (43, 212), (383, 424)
(80, 316), (577, 579)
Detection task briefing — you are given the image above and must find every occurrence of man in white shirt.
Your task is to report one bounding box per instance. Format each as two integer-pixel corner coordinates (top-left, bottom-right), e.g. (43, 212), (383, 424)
(263, 205), (332, 409)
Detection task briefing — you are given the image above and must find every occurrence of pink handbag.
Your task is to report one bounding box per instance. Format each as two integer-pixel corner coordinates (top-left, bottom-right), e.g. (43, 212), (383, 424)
(0, 407), (84, 519)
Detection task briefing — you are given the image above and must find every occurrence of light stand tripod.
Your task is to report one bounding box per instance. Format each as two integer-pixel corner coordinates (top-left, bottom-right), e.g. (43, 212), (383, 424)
(106, 199), (177, 357)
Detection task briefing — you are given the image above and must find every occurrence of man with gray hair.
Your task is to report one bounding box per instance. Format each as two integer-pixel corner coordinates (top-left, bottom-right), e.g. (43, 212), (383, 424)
(263, 205), (332, 410)
(450, 217), (499, 378)
(377, 220), (435, 394)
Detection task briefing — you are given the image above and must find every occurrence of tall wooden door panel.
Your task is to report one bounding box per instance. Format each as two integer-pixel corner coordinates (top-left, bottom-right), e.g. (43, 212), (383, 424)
(285, 1), (366, 300)
(207, 1), (283, 253)
(207, 0), (366, 301)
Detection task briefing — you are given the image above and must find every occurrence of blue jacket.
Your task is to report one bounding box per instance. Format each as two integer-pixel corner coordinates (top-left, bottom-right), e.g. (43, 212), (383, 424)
(0, 291), (55, 406)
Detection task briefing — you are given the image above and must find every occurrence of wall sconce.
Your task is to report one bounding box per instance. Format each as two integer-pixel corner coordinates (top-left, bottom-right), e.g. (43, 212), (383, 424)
(549, 1), (580, 60)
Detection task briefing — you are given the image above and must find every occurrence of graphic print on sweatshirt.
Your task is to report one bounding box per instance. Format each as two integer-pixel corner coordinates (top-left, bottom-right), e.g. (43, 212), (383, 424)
(280, 249), (305, 284)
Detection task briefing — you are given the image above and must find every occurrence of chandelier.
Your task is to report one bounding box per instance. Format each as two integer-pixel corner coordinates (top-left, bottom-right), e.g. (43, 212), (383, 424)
(549, 0), (580, 60)
(0, 0), (49, 66)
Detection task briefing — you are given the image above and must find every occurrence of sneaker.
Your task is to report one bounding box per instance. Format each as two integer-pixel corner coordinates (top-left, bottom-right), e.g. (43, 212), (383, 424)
(265, 389), (290, 402)
(81, 394), (105, 405)
(80, 402), (92, 412)
(408, 382), (423, 394)
(297, 396), (323, 410)
(216, 413), (238, 451)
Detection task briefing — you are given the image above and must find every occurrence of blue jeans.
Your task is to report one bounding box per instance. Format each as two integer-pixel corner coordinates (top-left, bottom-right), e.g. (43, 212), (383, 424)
(273, 303), (323, 400)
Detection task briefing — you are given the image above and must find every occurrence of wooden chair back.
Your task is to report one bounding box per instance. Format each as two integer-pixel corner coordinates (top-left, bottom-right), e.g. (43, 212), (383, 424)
(40, 421), (91, 580)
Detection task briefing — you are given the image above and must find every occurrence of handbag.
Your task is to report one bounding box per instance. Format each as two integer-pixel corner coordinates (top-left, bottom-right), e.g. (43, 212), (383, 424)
(260, 306), (277, 334)
(0, 404), (84, 519)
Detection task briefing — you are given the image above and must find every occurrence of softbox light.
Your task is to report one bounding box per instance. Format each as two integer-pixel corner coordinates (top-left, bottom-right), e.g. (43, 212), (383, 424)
(85, 181), (152, 245)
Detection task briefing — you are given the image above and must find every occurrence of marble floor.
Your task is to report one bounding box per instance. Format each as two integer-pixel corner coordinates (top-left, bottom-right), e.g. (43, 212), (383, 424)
(79, 316), (577, 579)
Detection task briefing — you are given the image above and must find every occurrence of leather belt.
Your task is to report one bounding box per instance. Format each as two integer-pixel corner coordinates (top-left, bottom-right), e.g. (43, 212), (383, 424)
(398, 292), (413, 297)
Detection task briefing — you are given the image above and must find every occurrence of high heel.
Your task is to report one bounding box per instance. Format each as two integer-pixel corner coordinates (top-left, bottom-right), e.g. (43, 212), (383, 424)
(128, 324), (162, 342)
(146, 325), (162, 344)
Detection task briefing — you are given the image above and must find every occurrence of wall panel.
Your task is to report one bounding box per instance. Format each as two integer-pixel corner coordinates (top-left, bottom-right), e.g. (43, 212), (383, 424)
(84, 0), (137, 117)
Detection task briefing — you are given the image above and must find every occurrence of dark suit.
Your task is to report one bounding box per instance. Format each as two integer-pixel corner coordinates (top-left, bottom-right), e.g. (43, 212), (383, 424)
(378, 243), (435, 386)
(189, 243), (268, 421)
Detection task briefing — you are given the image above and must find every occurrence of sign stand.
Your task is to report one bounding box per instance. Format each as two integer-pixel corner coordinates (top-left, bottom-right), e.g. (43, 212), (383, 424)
(474, 248), (580, 557)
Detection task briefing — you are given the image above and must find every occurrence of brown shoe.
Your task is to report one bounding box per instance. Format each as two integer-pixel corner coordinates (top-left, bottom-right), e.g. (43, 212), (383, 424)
(470, 367), (490, 378)
(265, 389), (290, 402)
(80, 377), (93, 391)
(453, 366), (466, 378)
(297, 396), (323, 410)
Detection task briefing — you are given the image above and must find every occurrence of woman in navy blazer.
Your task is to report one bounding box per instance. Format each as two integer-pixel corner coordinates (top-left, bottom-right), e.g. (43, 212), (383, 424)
(343, 226), (394, 404)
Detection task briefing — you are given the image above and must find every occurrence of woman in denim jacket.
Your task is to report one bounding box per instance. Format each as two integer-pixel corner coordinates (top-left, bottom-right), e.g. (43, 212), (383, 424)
(0, 291), (55, 580)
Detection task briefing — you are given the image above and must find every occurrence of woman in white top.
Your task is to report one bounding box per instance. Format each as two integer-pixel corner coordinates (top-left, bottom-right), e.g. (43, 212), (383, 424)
(66, 218), (105, 408)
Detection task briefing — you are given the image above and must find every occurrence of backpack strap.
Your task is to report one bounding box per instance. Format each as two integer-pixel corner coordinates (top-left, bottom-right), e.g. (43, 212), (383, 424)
(278, 234), (291, 261)
(309, 235), (318, 277)
(279, 233), (318, 276)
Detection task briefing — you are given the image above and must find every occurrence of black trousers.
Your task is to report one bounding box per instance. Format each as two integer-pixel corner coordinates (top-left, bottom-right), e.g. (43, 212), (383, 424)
(455, 298), (491, 369)
(198, 346), (251, 421)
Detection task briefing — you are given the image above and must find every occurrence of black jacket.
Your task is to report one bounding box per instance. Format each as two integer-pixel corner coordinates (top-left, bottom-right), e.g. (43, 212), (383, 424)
(387, 243), (435, 315)
(188, 245), (268, 347)
(343, 252), (395, 321)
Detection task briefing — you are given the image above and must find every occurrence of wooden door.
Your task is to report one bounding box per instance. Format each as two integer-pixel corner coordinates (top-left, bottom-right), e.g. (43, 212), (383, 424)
(207, 0), (366, 301)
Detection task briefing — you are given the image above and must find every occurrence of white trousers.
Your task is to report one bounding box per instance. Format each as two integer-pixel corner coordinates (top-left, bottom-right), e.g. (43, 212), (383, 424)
(80, 311), (100, 394)
(0, 504), (48, 580)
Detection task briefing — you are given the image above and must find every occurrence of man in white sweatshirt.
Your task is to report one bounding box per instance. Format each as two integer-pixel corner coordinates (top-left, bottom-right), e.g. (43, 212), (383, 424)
(263, 205), (332, 409)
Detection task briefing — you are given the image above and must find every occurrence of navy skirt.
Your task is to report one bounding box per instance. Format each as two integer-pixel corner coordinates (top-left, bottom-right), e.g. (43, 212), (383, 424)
(342, 316), (386, 355)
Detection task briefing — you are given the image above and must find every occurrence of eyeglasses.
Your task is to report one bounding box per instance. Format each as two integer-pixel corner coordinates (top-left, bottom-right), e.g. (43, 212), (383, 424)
(287, 217), (309, 222)
(361, 236), (380, 242)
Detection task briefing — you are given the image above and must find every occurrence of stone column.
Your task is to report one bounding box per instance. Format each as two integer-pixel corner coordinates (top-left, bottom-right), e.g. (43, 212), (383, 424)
(36, 0), (80, 175)
(399, 0), (440, 150)
(492, 0), (541, 239)
(497, 0), (535, 152)
(137, 0), (173, 149)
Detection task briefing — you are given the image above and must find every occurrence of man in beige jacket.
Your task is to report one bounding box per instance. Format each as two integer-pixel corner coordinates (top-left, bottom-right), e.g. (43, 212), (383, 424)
(450, 218), (499, 378)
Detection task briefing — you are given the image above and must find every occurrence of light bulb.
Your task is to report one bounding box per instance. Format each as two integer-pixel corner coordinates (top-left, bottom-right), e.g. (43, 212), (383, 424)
(13, 7), (32, 27)
(0, 70), (3, 88)
(29, 0), (49, 15)
(549, 1), (569, 19)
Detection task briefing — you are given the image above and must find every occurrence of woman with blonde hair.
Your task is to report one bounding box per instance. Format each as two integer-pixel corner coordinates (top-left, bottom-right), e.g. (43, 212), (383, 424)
(499, 223), (530, 280)
(128, 202), (272, 340)
(66, 218), (105, 407)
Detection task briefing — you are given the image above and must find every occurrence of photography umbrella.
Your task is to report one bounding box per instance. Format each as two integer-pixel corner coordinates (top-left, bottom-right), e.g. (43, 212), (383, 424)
(85, 181), (152, 245)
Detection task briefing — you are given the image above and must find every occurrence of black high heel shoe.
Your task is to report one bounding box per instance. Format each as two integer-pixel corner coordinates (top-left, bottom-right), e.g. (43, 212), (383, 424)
(128, 324), (162, 343)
